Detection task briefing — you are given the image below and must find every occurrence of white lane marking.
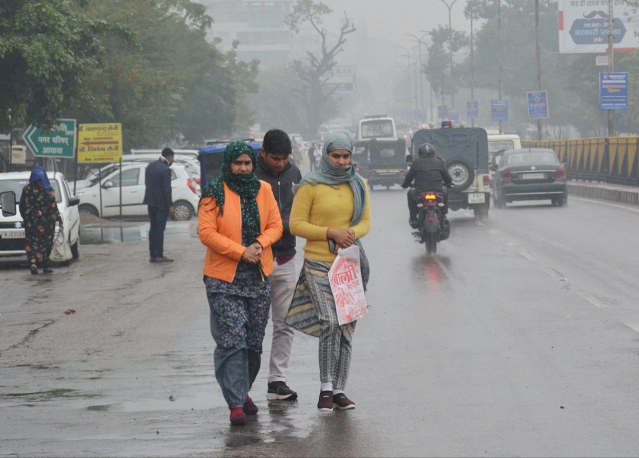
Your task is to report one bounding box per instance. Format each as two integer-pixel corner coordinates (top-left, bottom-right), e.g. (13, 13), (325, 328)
(577, 291), (606, 308)
(520, 251), (536, 261)
(475, 221), (486, 227)
(435, 258), (455, 280)
(543, 268), (567, 281)
(624, 323), (639, 334)
(490, 229), (501, 236)
(502, 240), (515, 247)
(572, 197), (639, 214)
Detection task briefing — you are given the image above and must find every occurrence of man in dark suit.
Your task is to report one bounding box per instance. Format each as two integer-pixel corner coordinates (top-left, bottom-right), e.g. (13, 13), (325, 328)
(143, 148), (175, 262)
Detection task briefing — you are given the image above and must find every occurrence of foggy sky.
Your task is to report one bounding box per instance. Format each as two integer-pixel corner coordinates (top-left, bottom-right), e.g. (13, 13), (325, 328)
(322, 0), (472, 48)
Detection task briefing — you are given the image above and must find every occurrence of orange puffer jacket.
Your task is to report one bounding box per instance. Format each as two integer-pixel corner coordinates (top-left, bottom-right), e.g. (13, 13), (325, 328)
(198, 181), (283, 283)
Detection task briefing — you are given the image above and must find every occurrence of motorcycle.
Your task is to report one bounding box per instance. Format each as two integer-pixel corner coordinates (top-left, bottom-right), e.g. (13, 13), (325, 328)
(414, 188), (451, 254)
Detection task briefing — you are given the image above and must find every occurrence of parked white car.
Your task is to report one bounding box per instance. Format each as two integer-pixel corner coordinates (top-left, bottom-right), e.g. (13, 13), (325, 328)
(76, 163), (199, 220)
(0, 172), (81, 261)
(78, 154), (202, 195)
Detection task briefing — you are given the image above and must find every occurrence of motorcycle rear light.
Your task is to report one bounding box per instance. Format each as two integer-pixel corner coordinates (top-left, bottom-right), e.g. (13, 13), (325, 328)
(425, 194), (437, 200)
(187, 178), (197, 194)
(483, 175), (490, 184)
(427, 217), (436, 221)
(556, 168), (566, 179)
(501, 170), (512, 180)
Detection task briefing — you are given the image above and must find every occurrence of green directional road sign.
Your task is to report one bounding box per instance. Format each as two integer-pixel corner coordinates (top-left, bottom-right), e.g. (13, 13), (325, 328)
(23, 119), (76, 158)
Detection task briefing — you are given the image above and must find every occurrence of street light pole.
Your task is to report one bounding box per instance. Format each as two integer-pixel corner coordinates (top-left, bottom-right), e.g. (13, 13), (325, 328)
(535, 0), (543, 140)
(407, 34), (429, 122)
(497, 0), (503, 134)
(400, 47), (419, 124)
(470, 11), (475, 128)
(440, 0), (458, 108)
(608, 0), (614, 137)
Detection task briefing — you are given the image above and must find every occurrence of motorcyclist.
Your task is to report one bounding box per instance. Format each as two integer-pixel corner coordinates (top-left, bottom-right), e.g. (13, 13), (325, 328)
(401, 143), (453, 228)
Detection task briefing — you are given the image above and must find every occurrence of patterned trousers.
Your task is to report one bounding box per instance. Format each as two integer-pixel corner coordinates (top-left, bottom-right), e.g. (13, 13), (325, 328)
(303, 261), (355, 390)
(206, 283), (271, 409)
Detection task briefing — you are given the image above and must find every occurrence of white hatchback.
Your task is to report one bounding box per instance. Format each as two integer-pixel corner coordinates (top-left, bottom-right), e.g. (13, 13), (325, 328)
(0, 172), (81, 261)
(76, 163), (199, 220)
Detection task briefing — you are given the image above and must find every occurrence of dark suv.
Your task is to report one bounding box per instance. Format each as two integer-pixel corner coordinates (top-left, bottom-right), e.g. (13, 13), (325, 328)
(411, 125), (491, 220)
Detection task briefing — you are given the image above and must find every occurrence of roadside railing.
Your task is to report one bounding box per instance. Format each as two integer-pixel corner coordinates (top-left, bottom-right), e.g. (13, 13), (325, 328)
(522, 137), (639, 186)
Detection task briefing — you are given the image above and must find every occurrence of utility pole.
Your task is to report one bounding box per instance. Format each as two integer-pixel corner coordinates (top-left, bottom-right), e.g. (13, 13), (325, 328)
(440, 0), (458, 108)
(608, 0), (614, 137)
(470, 10), (475, 128)
(535, 0), (543, 140)
(497, 0), (503, 134)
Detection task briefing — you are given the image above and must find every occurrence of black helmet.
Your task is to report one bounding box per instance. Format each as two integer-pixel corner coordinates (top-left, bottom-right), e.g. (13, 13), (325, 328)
(418, 143), (436, 157)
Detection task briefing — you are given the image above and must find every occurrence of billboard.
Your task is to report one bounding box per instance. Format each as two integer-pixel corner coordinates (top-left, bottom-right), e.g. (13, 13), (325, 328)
(326, 65), (356, 92)
(527, 91), (550, 120)
(559, 0), (639, 54)
(491, 100), (508, 122)
(600, 72), (628, 110)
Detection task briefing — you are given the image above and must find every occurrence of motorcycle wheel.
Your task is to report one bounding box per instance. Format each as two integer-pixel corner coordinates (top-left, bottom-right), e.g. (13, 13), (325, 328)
(426, 236), (437, 254)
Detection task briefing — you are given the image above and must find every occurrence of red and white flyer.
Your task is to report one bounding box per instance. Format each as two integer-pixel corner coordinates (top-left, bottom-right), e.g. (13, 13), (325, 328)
(328, 245), (368, 325)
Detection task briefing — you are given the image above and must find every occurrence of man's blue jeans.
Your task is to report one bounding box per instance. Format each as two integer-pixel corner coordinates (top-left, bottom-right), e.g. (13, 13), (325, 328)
(148, 206), (168, 259)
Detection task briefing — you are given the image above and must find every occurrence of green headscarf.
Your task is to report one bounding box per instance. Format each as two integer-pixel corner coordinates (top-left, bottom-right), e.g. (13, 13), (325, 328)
(201, 141), (262, 245)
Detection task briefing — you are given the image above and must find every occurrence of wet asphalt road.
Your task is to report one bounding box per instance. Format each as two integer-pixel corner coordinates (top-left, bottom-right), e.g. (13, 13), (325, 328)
(2, 191), (639, 456)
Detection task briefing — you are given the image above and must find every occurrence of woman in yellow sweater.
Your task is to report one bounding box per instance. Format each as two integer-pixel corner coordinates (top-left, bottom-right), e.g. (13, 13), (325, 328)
(288, 132), (371, 412)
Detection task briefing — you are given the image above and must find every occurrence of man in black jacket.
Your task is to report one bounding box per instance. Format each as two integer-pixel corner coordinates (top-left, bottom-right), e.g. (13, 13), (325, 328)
(143, 148), (175, 262)
(402, 143), (453, 227)
(255, 129), (302, 401)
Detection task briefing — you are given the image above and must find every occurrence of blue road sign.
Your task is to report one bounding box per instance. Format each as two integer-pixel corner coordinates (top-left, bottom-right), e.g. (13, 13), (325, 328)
(448, 108), (460, 124)
(491, 100), (508, 122)
(600, 72), (628, 110)
(467, 101), (479, 119)
(527, 91), (549, 120)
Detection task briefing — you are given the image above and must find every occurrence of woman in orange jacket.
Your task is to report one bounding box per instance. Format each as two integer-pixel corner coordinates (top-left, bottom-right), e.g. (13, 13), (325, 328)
(198, 141), (283, 426)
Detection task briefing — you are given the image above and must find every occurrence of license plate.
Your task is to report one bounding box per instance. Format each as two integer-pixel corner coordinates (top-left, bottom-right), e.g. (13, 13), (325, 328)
(0, 229), (25, 239)
(523, 173), (545, 179)
(468, 193), (486, 204)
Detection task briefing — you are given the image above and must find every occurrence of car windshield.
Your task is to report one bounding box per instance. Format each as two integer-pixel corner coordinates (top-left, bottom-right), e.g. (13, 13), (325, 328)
(361, 120), (394, 138)
(489, 140), (514, 154)
(504, 151), (559, 166)
(0, 179), (63, 204)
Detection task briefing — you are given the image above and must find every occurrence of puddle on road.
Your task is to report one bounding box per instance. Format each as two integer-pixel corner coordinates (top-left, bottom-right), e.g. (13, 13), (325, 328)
(81, 222), (198, 245)
(3, 388), (101, 402)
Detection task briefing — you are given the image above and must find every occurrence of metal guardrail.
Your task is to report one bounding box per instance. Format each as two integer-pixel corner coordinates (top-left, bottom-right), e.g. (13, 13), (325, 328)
(522, 137), (639, 186)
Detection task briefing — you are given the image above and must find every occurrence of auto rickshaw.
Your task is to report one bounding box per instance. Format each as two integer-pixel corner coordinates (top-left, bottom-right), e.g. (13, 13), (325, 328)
(366, 138), (408, 190)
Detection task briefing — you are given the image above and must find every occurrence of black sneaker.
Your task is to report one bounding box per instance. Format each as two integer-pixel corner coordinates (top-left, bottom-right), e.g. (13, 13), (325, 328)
(30, 265), (38, 275)
(267, 381), (298, 401)
(409, 218), (418, 229)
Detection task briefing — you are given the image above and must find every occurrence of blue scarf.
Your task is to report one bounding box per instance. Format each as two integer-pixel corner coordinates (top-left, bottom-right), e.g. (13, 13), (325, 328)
(29, 166), (52, 191)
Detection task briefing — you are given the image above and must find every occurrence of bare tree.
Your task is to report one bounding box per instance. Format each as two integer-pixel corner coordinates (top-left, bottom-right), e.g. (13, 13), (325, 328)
(286, 0), (356, 139)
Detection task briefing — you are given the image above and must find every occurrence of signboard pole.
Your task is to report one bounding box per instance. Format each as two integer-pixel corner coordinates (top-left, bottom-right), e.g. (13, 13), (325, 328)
(608, 0), (614, 137)
(73, 143), (78, 195)
(98, 166), (103, 218)
(119, 158), (123, 220)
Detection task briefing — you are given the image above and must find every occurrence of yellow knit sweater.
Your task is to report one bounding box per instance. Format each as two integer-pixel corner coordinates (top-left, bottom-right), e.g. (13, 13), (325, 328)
(290, 182), (371, 262)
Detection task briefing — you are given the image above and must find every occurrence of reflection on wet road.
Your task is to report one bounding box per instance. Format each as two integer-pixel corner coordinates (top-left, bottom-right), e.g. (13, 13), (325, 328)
(3, 189), (639, 456)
